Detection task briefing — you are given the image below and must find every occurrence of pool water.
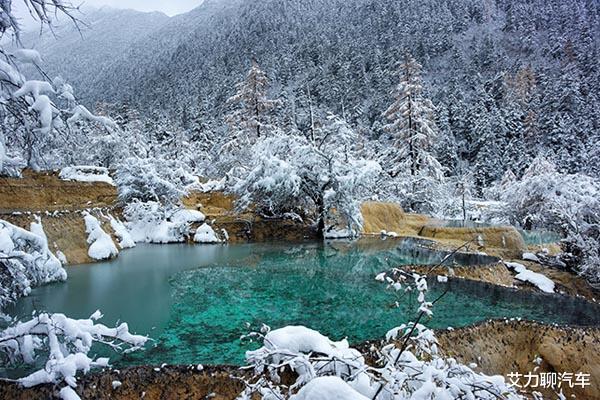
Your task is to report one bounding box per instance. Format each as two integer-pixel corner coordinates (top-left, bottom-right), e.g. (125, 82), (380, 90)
(5, 239), (598, 370)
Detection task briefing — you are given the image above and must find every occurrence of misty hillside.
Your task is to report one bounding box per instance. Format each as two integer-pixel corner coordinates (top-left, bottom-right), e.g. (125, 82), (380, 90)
(23, 0), (600, 183)
(21, 6), (171, 103)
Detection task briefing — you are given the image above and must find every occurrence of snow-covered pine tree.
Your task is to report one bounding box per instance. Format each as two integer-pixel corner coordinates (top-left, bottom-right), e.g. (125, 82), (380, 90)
(380, 55), (445, 212)
(224, 59), (281, 142)
(382, 54), (442, 180)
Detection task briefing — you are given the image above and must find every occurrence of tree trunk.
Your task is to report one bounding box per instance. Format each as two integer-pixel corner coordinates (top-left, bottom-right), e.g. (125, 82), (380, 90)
(316, 193), (325, 239)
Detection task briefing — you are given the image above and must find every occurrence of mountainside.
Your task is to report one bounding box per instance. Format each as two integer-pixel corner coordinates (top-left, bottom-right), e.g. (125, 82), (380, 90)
(21, 6), (171, 105)
(30, 0), (600, 181)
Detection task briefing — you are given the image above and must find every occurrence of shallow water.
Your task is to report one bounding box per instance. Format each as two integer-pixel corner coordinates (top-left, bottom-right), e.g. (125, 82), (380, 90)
(5, 239), (598, 369)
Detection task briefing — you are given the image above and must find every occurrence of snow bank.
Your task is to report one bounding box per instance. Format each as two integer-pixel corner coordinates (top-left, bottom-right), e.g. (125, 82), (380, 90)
(59, 166), (114, 185)
(83, 213), (118, 260)
(0, 218), (66, 308)
(108, 216), (136, 249)
(125, 202), (206, 244)
(505, 262), (555, 293)
(193, 223), (220, 243)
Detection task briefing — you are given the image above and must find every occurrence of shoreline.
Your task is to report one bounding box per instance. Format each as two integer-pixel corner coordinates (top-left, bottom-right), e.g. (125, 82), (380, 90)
(2, 319), (598, 400)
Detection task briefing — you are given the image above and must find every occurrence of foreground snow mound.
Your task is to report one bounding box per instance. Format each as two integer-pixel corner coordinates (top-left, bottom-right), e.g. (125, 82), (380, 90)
(59, 166), (114, 185)
(83, 213), (118, 260)
(260, 326), (359, 360)
(505, 262), (555, 293)
(245, 326), (364, 390)
(0, 219), (66, 309)
(194, 223), (221, 243)
(290, 376), (368, 400)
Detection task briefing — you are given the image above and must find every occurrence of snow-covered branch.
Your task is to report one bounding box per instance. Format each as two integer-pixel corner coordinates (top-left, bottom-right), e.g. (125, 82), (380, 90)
(0, 311), (147, 398)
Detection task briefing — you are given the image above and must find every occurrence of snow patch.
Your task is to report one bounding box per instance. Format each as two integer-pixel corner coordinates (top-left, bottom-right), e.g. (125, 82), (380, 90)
(505, 262), (555, 293)
(290, 376), (369, 400)
(59, 166), (114, 185)
(522, 252), (540, 263)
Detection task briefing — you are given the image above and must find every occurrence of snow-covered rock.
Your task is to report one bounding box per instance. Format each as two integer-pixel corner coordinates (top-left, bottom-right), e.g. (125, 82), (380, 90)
(380, 230), (399, 238)
(505, 262), (555, 293)
(193, 223), (220, 243)
(59, 386), (80, 400)
(125, 203), (207, 244)
(59, 166), (114, 185)
(170, 209), (205, 225)
(522, 252), (540, 263)
(108, 216), (136, 249)
(248, 326), (361, 363)
(83, 213), (118, 260)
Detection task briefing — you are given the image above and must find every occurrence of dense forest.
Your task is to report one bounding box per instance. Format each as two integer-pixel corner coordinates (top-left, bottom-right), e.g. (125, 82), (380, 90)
(21, 0), (600, 185)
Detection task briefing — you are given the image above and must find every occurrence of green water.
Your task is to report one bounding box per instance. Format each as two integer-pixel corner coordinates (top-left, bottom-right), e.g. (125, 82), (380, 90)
(6, 239), (598, 369)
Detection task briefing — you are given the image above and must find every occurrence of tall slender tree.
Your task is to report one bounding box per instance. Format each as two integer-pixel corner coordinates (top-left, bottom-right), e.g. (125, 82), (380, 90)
(382, 54), (442, 180)
(225, 59), (280, 141)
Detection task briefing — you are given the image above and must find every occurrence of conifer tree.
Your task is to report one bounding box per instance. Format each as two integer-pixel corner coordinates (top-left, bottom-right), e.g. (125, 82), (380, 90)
(382, 54), (442, 180)
(225, 60), (281, 142)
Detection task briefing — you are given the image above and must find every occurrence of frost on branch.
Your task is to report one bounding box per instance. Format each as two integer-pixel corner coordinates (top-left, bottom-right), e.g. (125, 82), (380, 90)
(239, 323), (523, 400)
(115, 157), (196, 206)
(0, 0), (118, 176)
(499, 156), (600, 287)
(0, 311), (147, 395)
(0, 218), (66, 309)
(231, 132), (381, 238)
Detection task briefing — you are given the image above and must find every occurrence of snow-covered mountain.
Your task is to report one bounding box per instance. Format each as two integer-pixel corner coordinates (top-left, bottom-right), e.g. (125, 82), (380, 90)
(25, 0), (600, 181)
(21, 6), (171, 105)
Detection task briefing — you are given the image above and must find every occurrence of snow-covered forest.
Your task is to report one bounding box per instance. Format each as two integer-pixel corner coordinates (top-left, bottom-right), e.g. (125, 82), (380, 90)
(0, 0), (599, 399)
